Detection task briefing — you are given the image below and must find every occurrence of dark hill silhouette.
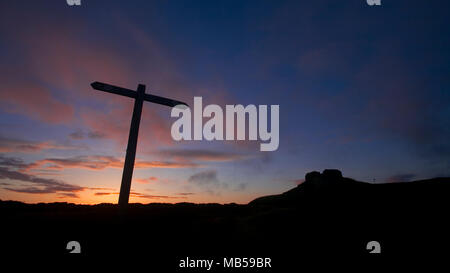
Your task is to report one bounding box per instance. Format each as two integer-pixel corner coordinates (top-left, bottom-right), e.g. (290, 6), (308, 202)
(250, 169), (449, 208)
(1, 169), (449, 268)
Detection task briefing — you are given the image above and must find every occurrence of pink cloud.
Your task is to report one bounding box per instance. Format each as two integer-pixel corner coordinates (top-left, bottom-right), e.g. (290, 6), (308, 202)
(134, 176), (158, 184)
(22, 155), (201, 173)
(0, 136), (81, 153)
(0, 6), (236, 153)
(0, 79), (74, 124)
(93, 190), (184, 200)
(156, 149), (251, 162)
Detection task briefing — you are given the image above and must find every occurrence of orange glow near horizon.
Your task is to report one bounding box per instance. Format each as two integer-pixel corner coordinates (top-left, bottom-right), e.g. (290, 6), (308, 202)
(0, 184), (262, 205)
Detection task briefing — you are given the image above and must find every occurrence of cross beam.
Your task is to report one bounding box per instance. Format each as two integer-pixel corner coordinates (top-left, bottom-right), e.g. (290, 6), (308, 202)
(90, 81), (187, 206)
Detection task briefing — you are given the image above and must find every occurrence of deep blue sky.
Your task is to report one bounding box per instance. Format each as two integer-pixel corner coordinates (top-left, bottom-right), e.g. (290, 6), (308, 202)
(0, 0), (449, 204)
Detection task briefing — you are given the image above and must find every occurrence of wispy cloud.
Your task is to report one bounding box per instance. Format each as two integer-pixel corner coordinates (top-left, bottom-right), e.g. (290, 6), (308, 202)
(0, 155), (190, 199)
(0, 155), (27, 168)
(134, 176), (158, 184)
(0, 166), (84, 196)
(157, 149), (251, 162)
(387, 173), (417, 183)
(187, 170), (229, 196)
(22, 155), (201, 172)
(188, 170), (219, 185)
(0, 136), (81, 153)
(94, 192), (114, 196)
(68, 130), (106, 140)
(68, 130), (84, 140)
(0, 80), (74, 124)
(58, 192), (79, 198)
(93, 190), (184, 200)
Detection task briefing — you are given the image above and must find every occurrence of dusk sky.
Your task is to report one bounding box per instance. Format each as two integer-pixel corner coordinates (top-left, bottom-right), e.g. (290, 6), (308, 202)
(0, 0), (449, 204)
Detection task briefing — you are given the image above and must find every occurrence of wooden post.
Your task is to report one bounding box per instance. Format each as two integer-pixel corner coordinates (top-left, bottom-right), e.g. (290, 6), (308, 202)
(118, 84), (145, 206)
(90, 81), (187, 207)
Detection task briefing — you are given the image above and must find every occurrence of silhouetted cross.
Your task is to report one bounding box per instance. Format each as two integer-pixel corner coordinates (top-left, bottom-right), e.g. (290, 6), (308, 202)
(91, 82), (187, 206)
